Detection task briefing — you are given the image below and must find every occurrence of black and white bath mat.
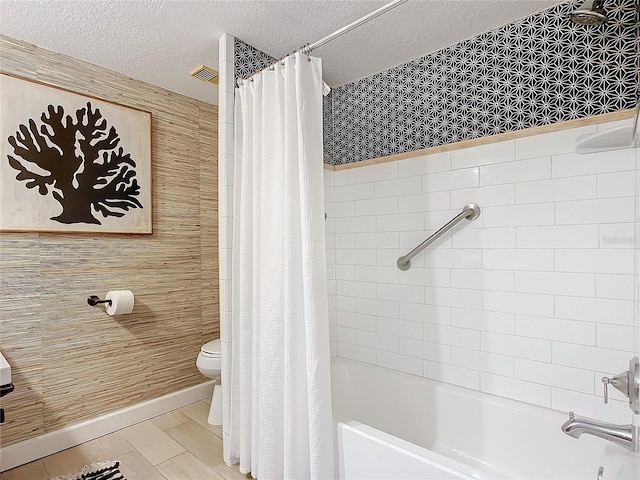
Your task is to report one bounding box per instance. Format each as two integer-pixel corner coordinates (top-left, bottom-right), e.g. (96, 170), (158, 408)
(51, 460), (125, 480)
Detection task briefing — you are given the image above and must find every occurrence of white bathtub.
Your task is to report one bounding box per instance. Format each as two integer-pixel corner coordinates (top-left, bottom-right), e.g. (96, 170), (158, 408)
(331, 357), (639, 480)
(338, 421), (491, 479)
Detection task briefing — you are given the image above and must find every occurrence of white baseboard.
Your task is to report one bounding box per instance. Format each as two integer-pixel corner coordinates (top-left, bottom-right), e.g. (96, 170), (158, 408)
(0, 380), (214, 472)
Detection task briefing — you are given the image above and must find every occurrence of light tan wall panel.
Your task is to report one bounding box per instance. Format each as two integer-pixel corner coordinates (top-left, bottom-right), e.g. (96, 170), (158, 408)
(199, 103), (220, 340)
(0, 35), (219, 446)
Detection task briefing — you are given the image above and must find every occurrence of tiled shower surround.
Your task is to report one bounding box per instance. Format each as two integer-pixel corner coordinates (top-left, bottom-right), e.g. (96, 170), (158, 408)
(225, 0), (640, 425)
(235, 0), (639, 165)
(324, 119), (639, 423)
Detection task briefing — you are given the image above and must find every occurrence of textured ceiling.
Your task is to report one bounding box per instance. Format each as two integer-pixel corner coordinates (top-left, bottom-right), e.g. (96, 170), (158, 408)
(0, 0), (563, 105)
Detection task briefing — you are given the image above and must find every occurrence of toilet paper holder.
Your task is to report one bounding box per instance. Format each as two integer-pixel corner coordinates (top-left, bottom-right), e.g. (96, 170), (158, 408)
(87, 295), (112, 307)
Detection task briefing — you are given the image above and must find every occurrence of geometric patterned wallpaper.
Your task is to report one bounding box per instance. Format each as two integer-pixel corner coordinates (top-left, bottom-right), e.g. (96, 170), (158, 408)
(235, 0), (639, 165)
(234, 38), (336, 163)
(234, 38), (274, 80)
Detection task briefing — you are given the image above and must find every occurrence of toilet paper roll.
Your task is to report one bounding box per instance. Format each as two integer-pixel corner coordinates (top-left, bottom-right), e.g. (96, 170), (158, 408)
(105, 290), (135, 316)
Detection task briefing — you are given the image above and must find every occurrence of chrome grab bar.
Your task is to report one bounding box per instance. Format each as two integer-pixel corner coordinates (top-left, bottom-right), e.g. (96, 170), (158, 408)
(396, 203), (480, 271)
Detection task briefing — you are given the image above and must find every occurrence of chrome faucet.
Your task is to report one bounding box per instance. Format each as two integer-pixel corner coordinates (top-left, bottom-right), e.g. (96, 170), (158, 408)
(561, 412), (638, 452)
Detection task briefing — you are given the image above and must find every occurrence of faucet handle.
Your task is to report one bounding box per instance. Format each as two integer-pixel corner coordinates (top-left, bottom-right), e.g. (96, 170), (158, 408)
(601, 371), (629, 403)
(601, 376), (611, 404)
(600, 357), (639, 414)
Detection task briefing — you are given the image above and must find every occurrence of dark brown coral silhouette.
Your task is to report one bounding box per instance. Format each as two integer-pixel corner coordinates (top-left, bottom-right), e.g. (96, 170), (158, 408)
(7, 102), (142, 224)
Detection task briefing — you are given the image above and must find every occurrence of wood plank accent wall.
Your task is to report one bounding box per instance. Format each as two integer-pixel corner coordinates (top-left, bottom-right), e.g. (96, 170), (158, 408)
(0, 35), (219, 447)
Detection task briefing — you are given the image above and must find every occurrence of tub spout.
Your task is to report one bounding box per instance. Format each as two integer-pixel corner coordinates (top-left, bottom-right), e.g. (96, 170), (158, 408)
(561, 412), (637, 452)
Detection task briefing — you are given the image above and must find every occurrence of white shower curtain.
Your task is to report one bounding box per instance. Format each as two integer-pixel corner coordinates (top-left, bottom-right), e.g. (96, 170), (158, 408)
(227, 53), (334, 480)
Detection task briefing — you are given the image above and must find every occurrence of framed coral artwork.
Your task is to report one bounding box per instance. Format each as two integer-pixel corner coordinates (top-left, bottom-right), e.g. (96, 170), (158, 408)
(0, 73), (152, 233)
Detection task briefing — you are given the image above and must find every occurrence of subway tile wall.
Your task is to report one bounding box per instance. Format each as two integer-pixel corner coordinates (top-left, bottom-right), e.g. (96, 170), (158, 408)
(218, 33), (235, 462)
(326, 118), (639, 423)
(326, 168), (337, 357)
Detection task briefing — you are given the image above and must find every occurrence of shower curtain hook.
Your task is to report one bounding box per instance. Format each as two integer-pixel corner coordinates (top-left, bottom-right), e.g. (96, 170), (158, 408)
(304, 44), (311, 62)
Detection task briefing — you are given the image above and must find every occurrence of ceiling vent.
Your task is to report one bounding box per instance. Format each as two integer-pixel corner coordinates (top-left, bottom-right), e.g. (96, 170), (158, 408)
(190, 65), (219, 84)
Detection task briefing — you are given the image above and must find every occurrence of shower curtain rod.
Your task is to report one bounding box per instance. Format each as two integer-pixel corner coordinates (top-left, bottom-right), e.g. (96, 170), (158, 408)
(240, 0), (409, 82)
(305, 0), (409, 53)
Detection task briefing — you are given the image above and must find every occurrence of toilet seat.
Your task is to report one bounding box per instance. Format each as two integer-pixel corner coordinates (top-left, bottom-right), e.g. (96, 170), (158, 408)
(200, 351), (220, 358)
(201, 339), (221, 357)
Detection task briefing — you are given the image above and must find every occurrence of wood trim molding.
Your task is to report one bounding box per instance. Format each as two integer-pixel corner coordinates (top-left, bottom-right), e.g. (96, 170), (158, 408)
(323, 109), (636, 171)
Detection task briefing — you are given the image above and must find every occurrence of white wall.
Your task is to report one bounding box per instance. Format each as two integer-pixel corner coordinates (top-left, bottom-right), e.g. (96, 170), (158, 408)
(326, 118), (640, 424)
(326, 169), (338, 358)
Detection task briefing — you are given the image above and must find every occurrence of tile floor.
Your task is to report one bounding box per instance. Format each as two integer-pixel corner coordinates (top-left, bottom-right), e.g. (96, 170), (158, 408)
(1, 400), (249, 480)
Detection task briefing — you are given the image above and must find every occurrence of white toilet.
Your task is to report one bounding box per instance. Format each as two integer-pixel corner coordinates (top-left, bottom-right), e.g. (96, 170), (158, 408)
(196, 339), (222, 426)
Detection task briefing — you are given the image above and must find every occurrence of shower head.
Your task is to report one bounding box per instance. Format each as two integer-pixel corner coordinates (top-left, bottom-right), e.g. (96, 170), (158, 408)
(568, 0), (608, 25)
